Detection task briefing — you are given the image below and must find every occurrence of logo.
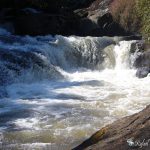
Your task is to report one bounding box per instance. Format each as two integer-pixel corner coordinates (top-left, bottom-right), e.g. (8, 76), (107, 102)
(127, 137), (150, 149)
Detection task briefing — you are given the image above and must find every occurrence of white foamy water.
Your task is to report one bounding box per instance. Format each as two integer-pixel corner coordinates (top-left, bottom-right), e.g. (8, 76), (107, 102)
(0, 33), (149, 150)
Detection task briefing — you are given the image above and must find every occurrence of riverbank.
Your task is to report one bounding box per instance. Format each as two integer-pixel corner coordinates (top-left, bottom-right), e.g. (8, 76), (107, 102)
(0, 1), (149, 149)
(0, 32), (150, 149)
(73, 105), (150, 150)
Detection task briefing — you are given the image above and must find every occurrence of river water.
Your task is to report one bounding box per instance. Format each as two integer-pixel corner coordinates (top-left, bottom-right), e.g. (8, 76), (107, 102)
(0, 28), (150, 150)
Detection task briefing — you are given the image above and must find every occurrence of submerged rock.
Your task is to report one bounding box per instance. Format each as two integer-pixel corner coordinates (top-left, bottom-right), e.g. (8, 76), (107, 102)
(0, 48), (63, 85)
(73, 105), (150, 150)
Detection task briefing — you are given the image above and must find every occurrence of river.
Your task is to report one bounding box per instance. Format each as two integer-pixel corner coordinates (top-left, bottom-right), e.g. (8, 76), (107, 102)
(0, 28), (150, 150)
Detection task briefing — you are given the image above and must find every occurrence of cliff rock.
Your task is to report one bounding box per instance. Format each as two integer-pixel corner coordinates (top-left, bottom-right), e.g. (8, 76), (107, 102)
(73, 105), (150, 150)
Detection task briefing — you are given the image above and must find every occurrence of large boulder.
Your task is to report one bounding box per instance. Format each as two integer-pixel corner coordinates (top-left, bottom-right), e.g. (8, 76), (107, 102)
(0, 0), (134, 36)
(73, 105), (150, 150)
(0, 47), (63, 86)
(0, 0), (95, 12)
(14, 8), (79, 36)
(136, 67), (150, 78)
(134, 50), (150, 78)
(74, 0), (128, 36)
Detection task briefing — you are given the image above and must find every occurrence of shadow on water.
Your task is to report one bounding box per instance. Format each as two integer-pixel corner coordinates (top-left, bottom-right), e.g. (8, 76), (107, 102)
(0, 79), (106, 150)
(0, 79), (104, 131)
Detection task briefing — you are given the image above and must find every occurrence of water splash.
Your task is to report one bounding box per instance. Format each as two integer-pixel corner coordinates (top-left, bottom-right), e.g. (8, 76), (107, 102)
(0, 28), (149, 150)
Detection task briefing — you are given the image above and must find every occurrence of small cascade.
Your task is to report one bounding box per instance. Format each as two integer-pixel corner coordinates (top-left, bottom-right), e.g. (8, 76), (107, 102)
(101, 40), (137, 70)
(113, 41), (134, 70)
(0, 32), (138, 85)
(0, 28), (150, 150)
(0, 32), (119, 85)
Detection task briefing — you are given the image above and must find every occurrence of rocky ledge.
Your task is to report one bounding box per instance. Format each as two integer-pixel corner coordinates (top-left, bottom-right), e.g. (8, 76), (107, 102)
(0, 0), (130, 36)
(135, 50), (150, 78)
(73, 105), (150, 150)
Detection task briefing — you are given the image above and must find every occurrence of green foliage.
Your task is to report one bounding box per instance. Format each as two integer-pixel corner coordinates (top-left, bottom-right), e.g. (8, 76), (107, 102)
(110, 0), (150, 43)
(110, 0), (139, 33)
(136, 0), (150, 43)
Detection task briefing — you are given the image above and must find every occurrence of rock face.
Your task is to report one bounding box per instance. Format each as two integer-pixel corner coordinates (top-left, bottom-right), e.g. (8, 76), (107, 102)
(82, 0), (128, 36)
(14, 9), (79, 36)
(134, 50), (150, 78)
(0, 0), (130, 36)
(73, 105), (150, 150)
(136, 67), (150, 78)
(0, 0), (95, 11)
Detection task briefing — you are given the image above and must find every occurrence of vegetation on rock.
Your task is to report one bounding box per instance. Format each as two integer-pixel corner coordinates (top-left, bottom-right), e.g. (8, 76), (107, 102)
(136, 0), (150, 43)
(110, 0), (150, 43)
(73, 105), (150, 150)
(110, 0), (139, 33)
(0, 0), (149, 38)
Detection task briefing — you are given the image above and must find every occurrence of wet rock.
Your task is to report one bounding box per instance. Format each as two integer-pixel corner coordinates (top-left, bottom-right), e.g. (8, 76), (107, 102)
(136, 67), (150, 78)
(78, 0), (128, 36)
(134, 50), (150, 78)
(14, 12), (60, 36)
(73, 105), (150, 150)
(87, 0), (112, 11)
(0, 0), (95, 10)
(121, 35), (142, 41)
(0, 48), (63, 85)
(135, 50), (150, 68)
(13, 7), (80, 36)
(74, 9), (89, 18)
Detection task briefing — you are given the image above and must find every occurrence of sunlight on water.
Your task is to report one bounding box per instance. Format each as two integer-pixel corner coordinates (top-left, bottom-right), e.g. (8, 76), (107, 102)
(0, 32), (149, 149)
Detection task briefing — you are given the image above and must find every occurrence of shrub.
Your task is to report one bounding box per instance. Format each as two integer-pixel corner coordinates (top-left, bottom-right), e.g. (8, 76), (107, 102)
(110, 0), (150, 43)
(136, 0), (150, 43)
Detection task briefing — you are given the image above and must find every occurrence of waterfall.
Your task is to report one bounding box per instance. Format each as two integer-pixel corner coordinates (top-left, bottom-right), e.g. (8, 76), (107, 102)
(0, 28), (150, 150)
(114, 41), (132, 70)
(0, 28), (138, 86)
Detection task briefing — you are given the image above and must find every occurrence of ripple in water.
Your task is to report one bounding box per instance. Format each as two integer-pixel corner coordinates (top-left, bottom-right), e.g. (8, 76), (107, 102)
(0, 33), (149, 149)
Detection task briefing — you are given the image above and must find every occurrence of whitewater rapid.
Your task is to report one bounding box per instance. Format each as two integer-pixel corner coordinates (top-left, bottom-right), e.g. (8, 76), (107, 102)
(0, 28), (150, 149)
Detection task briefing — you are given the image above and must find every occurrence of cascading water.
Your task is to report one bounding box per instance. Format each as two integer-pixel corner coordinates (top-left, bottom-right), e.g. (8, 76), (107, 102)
(0, 28), (150, 150)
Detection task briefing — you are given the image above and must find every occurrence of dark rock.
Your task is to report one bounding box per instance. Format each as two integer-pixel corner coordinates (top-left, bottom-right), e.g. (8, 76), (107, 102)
(14, 8), (79, 36)
(143, 43), (150, 51)
(12, 6), (81, 36)
(121, 35), (142, 41)
(136, 67), (150, 78)
(0, 0), (95, 11)
(14, 12), (60, 36)
(96, 13), (128, 36)
(73, 105), (150, 150)
(87, 0), (112, 11)
(134, 50), (150, 68)
(77, 11), (128, 36)
(63, 0), (96, 10)
(134, 50), (150, 78)
(74, 9), (89, 18)
(0, 0), (138, 36)
(76, 0), (131, 36)
(77, 18), (99, 36)
(0, 48), (63, 85)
